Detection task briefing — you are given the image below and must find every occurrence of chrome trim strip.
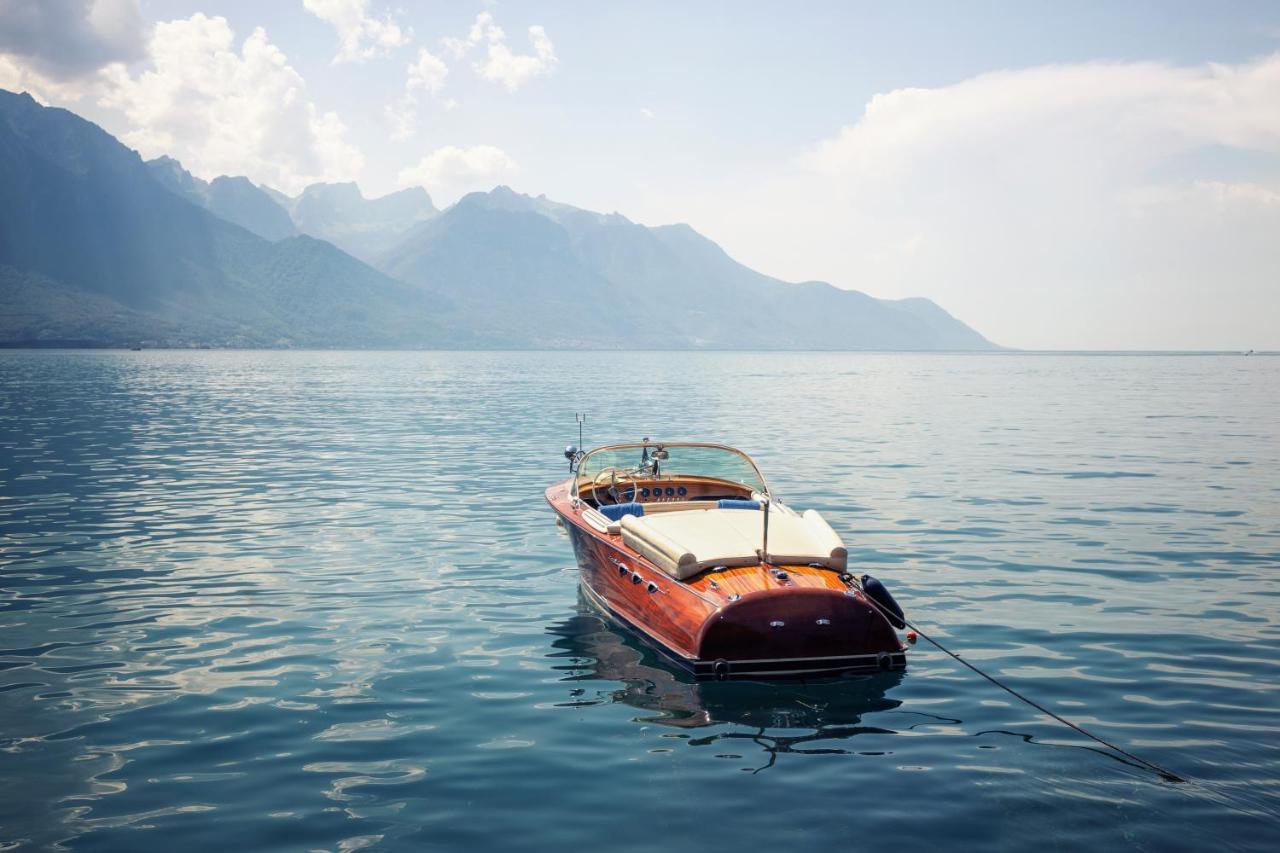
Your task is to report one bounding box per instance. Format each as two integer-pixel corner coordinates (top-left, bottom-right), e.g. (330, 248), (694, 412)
(695, 652), (896, 666)
(717, 665), (888, 677)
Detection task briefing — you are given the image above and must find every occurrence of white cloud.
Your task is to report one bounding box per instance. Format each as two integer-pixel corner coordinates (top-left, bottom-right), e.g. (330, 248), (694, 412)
(0, 0), (147, 79)
(439, 12), (502, 60)
(640, 107), (654, 119)
(661, 53), (1280, 349)
(384, 99), (416, 143)
(440, 12), (557, 91)
(385, 47), (450, 142)
(302, 0), (409, 64)
(99, 14), (363, 194)
(477, 24), (557, 91)
(0, 54), (102, 104)
(406, 48), (448, 96)
(397, 145), (518, 203)
(388, 13), (555, 141)
(802, 59), (1280, 180)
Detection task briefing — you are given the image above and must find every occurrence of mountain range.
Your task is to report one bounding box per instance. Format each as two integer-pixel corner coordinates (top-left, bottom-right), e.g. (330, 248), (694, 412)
(0, 89), (997, 350)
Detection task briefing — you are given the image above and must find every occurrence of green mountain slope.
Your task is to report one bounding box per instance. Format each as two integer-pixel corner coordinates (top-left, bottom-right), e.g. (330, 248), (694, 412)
(379, 187), (997, 350)
(0, 90), (457, 347)
(146, 156), (298, 243)
(0, 88), (996, 350)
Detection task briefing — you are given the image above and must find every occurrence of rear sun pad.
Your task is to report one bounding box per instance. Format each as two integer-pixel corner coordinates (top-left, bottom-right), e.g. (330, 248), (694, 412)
(619, 508), (847, 580)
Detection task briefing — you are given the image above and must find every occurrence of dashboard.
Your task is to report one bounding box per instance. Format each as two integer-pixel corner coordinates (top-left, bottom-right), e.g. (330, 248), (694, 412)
(583, 476), (753, 505)
(638, 484), (686, 501)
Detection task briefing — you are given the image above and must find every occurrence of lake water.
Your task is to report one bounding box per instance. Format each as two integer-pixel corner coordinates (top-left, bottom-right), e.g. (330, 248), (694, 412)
(1, 350), (1278, 851)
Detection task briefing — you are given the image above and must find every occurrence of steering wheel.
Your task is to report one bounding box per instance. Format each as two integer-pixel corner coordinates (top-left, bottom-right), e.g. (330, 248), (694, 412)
(593, 467), (638, 505)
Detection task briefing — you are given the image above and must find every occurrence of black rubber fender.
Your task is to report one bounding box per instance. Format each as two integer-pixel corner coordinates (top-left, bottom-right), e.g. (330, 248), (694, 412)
(861, 574), (906, 629)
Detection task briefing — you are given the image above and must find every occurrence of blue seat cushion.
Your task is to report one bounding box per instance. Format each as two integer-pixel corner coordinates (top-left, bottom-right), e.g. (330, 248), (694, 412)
(598, 502), (644, 521)
(718, 499), (761, 510)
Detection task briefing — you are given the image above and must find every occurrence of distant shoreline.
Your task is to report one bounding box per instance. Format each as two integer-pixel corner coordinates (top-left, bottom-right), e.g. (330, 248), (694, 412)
(0, 344), (1273, 356)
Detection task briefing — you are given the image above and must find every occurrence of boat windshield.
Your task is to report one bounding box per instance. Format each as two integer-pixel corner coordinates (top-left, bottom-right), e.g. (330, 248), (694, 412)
(575, 443), (768, 496)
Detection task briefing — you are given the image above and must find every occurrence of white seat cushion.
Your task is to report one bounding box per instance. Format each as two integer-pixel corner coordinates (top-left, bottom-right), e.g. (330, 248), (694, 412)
(768, 509), (848, 571)
(619, 508), (847, 580)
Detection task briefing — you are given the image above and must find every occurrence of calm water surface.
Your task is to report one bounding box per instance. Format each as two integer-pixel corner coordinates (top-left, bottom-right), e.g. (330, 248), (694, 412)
(1, 351), (1278, 850)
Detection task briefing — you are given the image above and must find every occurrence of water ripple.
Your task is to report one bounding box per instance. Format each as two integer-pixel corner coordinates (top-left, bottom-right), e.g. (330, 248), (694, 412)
(1, 351), (1278, 850)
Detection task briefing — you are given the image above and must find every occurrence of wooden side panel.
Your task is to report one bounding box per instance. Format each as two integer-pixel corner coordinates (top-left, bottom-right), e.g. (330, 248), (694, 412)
(550, 482), (717, 659)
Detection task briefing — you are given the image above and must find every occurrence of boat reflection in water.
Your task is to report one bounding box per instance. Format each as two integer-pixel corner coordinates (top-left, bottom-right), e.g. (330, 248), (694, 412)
(547, 591), (907, 767)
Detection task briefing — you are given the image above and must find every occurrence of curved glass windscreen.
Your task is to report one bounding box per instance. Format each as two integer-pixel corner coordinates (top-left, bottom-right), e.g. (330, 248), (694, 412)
(576, 443), (767, 495)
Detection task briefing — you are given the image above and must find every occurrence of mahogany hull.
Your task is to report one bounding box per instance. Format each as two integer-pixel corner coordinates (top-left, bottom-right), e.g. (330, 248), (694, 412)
(548, 482), (906, 679)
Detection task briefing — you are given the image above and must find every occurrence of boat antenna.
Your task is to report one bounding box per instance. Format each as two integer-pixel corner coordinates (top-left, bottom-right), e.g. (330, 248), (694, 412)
(852, 578), (1188, 784)
(565, 414), (588, 473)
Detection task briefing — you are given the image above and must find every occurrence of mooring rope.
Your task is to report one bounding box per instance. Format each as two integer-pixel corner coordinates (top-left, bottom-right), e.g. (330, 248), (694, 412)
(853, 578), (1189, 784)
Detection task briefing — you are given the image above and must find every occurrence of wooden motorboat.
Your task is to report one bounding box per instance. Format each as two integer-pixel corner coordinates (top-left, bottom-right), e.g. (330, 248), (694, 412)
(546, 440), (908, 679)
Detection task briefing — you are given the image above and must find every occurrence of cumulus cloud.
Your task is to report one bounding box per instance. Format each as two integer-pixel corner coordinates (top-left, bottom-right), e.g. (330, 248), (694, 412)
(406, 48), (448, 97)
(666, 54), (1280, 349)
(441, 12), (556, 91)
(0, 0), (147, 79)
(386, 13), (555, 142)
(803, 60), (1280, 180)
(397, 145), (518, 203)
(385, 47), (452, 141)
(99, 14), (363, 194)
(477, 24), (557, 91)
(0, 55), (101, 104)
(302, 0), (410, 64)
(439, 12), (502, 60)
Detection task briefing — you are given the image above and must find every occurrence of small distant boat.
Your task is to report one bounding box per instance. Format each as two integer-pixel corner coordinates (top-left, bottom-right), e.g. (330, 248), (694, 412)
(546, 440), (908, 679)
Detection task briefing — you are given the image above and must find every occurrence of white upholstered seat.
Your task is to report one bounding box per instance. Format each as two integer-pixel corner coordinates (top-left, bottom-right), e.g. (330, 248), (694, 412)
(619, 508), (847, 580)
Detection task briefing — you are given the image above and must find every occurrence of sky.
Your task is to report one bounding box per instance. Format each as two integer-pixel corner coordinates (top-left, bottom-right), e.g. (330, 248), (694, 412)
(1, 0), (1278, 350)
